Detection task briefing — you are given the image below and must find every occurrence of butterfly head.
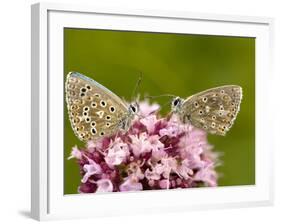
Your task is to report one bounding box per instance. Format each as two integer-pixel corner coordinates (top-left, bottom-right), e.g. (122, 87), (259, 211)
(117, 103), (139, 132)
(171, 97), (184, 113)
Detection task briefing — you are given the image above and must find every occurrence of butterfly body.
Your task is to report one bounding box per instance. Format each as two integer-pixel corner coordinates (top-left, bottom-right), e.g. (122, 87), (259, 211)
(65, 72), (138, 142)
(171, 85), (242, 136)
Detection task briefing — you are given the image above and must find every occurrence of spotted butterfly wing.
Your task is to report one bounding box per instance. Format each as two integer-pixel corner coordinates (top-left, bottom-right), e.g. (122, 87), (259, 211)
(180, 85), (242, 135)
(65, 72), (129, 141)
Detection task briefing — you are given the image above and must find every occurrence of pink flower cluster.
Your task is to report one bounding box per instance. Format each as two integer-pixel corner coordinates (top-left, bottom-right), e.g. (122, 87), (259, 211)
(69, 101), (219, 193)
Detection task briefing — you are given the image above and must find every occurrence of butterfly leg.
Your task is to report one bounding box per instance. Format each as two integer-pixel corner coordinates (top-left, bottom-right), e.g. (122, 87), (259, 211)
(167, 111), (173, 120)
(181, 118), (192, 150)
(111, 133), (119, 147)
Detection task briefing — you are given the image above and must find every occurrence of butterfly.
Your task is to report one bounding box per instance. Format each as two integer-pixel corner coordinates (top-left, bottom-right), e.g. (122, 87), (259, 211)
(65, 72), (139, 142)
(170, 85), (242, 136)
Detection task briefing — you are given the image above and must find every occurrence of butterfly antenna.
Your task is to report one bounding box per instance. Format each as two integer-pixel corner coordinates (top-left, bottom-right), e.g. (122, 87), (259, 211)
(131, 72), (143, 102)
(145, 94), (177, 100)
(148, 99), (172, 116)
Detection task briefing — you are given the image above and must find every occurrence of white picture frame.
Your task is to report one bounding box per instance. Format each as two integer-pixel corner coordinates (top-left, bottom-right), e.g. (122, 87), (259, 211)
(31, 2), (274, 221)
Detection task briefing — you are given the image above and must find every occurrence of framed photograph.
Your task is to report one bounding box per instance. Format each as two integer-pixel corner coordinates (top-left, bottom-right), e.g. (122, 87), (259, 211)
(31, 2), (274, 221)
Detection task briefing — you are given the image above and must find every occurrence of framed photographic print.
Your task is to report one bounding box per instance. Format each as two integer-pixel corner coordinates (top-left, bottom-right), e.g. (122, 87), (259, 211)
(31, 2), (274, 221)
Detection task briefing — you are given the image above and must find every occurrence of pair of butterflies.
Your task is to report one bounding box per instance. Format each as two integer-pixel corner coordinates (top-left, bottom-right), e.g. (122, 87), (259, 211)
(65, 72), (242, 142)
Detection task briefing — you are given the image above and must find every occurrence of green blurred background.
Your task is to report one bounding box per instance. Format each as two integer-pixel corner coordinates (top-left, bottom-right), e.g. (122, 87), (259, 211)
(64, 28), (255, 194)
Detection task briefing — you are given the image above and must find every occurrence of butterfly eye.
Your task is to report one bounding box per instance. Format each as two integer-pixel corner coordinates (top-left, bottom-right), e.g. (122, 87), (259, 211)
(130, 105), (137, 113)
(94, 93), (100, 98)
(86, 85), (91, 90)
(85, 117), (91, 123)
(173, 98), (182, 107)
(212, 115), (216, 120)
(106, 115), (111, 120)
(220, 90), (225, 94)
(199, 110), (203, 115)
(106, 122), (111, 127)
(100, 132), (105, 136)
(80, 93), (85, 97)
(91, 122), (96, 127)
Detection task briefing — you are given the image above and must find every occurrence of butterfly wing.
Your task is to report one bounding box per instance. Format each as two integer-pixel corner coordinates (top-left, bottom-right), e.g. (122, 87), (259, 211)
(65, 72), (129, 141)
(180, 85), (242, 135)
